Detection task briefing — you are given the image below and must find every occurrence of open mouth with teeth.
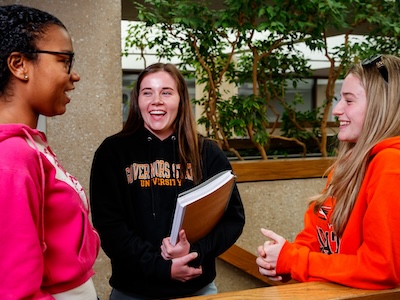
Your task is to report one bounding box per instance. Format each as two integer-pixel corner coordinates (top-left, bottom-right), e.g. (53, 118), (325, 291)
(339, 121), (350, 126)
(150, 110), (166, 116)
(64, 90), (72, 102)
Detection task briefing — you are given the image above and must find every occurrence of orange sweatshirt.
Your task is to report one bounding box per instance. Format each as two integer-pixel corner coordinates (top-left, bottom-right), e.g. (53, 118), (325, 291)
(277, 136), (400, 289)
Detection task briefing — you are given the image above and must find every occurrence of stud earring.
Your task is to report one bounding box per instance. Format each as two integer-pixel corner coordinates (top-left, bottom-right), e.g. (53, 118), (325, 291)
(24, 74), (28, 79)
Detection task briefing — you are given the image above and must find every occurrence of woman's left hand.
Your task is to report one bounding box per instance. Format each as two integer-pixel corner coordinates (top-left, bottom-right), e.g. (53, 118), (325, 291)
(161, 229), (190, 260)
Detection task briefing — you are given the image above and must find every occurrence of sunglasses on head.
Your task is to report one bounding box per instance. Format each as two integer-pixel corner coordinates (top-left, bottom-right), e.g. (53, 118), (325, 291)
(361, 54), (388, 83)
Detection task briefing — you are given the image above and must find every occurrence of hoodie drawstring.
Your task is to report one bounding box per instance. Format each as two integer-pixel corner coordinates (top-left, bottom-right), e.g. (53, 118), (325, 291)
(171, 135), (178, 199)
(147, 136), (156, 220)
(147, 134), (179, 220)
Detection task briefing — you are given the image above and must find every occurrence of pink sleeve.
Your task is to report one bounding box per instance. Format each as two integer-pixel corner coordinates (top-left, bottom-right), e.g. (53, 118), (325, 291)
(0, 168), (53, 299)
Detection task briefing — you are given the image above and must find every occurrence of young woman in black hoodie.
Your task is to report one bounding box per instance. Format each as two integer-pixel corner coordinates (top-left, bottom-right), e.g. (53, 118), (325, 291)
(90, 63), (245, 299)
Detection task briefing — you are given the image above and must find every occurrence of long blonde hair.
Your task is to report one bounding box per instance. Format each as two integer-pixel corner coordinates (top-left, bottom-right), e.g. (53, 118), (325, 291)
(311, 55), (400, 236)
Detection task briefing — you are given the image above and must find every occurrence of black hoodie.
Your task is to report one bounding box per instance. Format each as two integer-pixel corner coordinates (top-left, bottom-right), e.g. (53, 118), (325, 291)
(90, 127), (245, 299)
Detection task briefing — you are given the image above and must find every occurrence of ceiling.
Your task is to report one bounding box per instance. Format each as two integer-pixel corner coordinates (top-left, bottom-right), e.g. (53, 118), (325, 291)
(121, 0), (140, 20)
(121, 0), (370, 35)
(121, 0), (226, 21)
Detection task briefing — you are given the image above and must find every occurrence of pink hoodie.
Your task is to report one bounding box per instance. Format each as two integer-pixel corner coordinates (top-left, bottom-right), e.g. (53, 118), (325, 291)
(0, 124), (100, 299)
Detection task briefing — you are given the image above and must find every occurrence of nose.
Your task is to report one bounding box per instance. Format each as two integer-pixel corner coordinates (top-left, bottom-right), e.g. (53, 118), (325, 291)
(70, 70), (80, 82)
(332, 99), (343, 117)
(152, 94), (163, 104)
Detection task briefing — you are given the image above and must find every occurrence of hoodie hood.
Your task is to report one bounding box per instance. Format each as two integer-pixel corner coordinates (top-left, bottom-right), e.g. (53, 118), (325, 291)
(371, 136), (400, 156)
(0, 123), (47, 251)
(0, 123), (46, 143)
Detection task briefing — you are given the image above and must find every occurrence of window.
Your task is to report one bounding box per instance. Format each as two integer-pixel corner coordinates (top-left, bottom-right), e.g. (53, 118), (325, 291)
(238, 79), (315, 122)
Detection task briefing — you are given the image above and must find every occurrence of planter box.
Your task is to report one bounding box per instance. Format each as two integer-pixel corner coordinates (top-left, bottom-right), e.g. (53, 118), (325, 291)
(231, 157), (335, 182)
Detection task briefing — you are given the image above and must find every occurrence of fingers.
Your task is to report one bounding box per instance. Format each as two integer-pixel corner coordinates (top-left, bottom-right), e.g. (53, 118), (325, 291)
(171, 253), (203, 282)
(267, 275), (283, 281)
(178, 229), (187, 243)
(258, 228), (285, 281)
(257, 245), (266, 258)
(261, 228), (284, 244)
(258, 264), (277, 277)
(160, 238), (173, 260)
(161, 252), (167, 260)
(177, 265), (203, 282)
(161, 231), (191, 260)
(263, 240), (276, 249)
(257, 254), (281, 280)
(182, 251), (198, 264)
(256, 256), (273, 271)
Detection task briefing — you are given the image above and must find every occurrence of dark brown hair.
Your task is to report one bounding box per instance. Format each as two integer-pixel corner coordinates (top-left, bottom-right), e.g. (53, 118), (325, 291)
(120, 63), (203, 184)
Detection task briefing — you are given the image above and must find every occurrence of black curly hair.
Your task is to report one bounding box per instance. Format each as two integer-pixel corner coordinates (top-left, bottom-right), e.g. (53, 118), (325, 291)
(0, 5), (66, 94)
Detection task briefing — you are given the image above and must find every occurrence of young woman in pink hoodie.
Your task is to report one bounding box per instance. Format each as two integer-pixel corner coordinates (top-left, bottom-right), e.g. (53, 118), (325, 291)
(0, 5), (99, 299)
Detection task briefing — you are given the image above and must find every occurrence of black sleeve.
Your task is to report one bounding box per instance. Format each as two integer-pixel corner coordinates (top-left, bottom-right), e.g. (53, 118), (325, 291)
(89, 139), (171, 280)
(190, 139), (245, 264)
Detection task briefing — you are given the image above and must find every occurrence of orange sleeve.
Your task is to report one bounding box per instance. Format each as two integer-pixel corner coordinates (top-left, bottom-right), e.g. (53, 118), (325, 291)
(276, 205), (321, 276)
(276, 163), (400, 289)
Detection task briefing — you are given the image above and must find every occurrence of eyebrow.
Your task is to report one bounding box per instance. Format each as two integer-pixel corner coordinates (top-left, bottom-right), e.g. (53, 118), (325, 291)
(342, 92), (358, 98)
(140, 87), (174, 91)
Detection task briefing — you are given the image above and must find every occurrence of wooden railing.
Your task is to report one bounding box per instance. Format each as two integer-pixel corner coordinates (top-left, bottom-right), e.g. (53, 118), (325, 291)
(219, 244), (296, 286)
(231, 157), (335, 182)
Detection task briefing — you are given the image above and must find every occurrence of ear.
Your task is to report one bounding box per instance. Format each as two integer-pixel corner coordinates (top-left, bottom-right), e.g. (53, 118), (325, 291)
(7, 52), (30, 80)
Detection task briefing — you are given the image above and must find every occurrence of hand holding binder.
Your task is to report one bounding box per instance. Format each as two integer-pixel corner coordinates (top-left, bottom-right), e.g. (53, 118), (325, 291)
(169, 170), (236, 245)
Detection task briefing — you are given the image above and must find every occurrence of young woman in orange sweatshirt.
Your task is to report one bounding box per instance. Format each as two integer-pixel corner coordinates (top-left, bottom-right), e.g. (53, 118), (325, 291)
(256, 54), (400, 289)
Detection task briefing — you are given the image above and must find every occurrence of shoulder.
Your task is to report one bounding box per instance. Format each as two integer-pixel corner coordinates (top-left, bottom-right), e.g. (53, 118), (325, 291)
(202, 137), (218, 148)
(370, 137), (400, 164)
(201, 137), (232, 174)
(370, 147), (400, 171)
(95, 131), (139, 154)
(92, 131), (150, 167)
(366, 146), (400, 185)
(0, 135), (30, 154)
(202, 138), (227, 159)
(202, 137), (222, 151)
(0, 135), (40, 168)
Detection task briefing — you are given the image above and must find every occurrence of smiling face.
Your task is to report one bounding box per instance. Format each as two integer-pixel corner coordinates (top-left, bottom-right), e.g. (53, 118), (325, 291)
(26, 24), (80, 118)
(138, 71), (180, 140)
(332, 73), (367, 143)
